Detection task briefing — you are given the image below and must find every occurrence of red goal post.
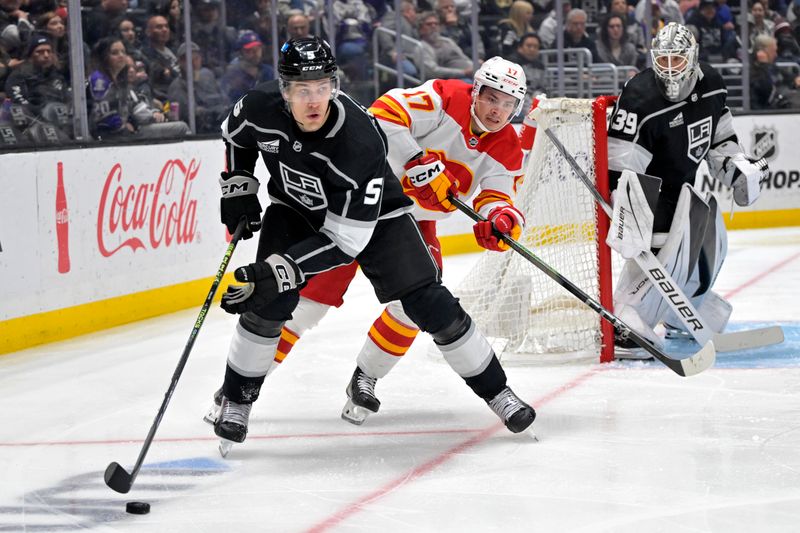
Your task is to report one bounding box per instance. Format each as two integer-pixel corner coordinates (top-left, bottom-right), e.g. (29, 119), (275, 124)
(454, 95), (616, 364)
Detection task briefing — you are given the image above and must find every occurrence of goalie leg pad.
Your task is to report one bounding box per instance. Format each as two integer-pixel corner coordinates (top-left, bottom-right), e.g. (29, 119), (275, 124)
(357, 300), (420, 379)
(614, 184), (710, 330)
(662, 194), (729, 333)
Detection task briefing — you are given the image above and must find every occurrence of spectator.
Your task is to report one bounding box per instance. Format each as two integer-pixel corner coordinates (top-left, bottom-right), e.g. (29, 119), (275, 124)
(83, 0), (128, 47)
(115, 16), (146, 64)
(241, 0), (277, 46)
(377, 0), (419, 76)
(286, 12), (312, 40)
(596, 13), (640, 66)
(507, 32), (546, 119)
(150, 0), (183, 51)
(142, 14), (181, 102)
(436, 0), (484, 60)
(332, 0), (374, 80)
(775, 20), (800, 62)
(5, 32), (70, 118)
(0, 41), (11, 91)
(125, 54), (189, 137)
(191, 0), (237, 78)
(127, 54), (156, 104)
(686, 0), (737, 60)
(495, 0), (534, 57)
(413, 10), (473, 80)
(539, 1), (572, 49)
(220, 30), (274, 103)
(167, 41), (229, 134)
(608, 0), (647, 52)
(34, 11), (68, 76)
(0, 0), (34, 61)
(751, 33), (800, 108)
(89, 36), (187, 140)
(750, 1), (776, 51)
(636, 0), (682, 26)
(564, 8), (601, 62)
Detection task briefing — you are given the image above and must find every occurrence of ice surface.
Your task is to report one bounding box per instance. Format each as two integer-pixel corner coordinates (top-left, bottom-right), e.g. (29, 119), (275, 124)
(0, 227), (799, 532)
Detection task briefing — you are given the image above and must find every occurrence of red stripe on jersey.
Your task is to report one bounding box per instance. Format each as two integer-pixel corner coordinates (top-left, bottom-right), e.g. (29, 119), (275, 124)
(370, 95), (412, 128)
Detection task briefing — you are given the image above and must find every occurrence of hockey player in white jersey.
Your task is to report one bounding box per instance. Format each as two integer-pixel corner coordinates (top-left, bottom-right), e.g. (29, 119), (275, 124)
(605, 23), (769, 355)
(207, 56), (529, 426)
(209, 39), (534, 452)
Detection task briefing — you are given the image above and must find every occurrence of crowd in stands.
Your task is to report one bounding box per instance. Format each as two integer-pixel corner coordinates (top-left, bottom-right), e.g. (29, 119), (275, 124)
(1, 0), (799, 147)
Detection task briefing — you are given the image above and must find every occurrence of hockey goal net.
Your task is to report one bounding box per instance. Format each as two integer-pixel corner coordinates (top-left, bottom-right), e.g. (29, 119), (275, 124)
(455, 96), (615, 364)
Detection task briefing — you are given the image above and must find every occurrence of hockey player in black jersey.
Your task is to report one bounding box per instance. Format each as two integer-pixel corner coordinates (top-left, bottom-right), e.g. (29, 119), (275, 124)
(211, 37), (535, 450)
(605, 23), (769, 355)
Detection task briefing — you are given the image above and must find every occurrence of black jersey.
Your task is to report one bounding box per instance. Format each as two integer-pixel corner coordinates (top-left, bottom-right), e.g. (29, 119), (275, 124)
(222, 80), (413, 277)
(607, 63), (738, 215)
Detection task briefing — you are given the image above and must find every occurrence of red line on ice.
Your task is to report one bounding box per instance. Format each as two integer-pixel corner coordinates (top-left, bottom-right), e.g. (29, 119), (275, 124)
(723, 250), (800, 300)
(305, 366), (603, 533)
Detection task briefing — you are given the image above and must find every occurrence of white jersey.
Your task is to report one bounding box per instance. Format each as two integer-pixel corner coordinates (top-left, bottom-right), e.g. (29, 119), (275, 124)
(369, 79), (524, 221)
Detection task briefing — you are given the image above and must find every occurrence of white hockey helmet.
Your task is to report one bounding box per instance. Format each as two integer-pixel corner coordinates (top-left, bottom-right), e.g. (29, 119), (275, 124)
(650, 22), (700, 102)
(471, 56), (527, 131)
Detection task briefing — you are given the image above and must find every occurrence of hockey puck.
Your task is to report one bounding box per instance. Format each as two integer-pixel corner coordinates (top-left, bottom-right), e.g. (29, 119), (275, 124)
(126, 501), (150, 515)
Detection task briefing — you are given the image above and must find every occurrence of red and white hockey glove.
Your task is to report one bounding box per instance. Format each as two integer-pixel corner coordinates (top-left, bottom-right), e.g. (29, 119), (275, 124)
(473, 205), (524, 252)
(402, 154), (459, 213)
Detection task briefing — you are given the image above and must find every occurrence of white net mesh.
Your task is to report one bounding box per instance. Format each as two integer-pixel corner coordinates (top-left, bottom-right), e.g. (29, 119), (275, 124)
(455, 97), (606, 365)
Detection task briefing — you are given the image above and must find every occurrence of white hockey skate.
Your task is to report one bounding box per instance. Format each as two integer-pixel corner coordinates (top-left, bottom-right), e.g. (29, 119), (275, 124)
(214, 396), (252, 458)
(341, 367), (380, 425)
(487, 387), (537, 438)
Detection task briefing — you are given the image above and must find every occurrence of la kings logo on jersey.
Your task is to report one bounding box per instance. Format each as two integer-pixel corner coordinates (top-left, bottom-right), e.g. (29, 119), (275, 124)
(279, 162), (328, 210)
(751, 127), (778, 161)
(686, 116), (712, 163)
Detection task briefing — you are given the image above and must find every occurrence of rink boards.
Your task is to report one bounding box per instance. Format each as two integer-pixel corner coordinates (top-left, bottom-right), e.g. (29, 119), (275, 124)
(1, 113), (798, 353)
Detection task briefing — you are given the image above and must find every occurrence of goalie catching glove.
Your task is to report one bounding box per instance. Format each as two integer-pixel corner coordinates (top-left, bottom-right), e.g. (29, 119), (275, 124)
(220, 170), (262, 239)
(706, 141), (769, 207)
(402, 154), (459, 213)
(221, 254), (305, 314)
(473, 205), (524, 252)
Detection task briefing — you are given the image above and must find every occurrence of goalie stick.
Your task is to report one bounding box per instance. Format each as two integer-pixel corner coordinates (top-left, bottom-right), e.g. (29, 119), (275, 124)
(450, 196), (714, 377)
(541, 126), (784, 352)
(104, 218), (248, 494)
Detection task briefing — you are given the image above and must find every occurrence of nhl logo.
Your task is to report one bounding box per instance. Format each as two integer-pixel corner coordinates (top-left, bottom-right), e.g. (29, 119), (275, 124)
(468, 137), (479, 148)
(293, 141), (302, 152)
(751, 127), (778, 161)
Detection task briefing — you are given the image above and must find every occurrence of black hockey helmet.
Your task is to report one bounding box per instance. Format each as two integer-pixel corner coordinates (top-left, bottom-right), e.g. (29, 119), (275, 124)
(278, 37), (337, 81)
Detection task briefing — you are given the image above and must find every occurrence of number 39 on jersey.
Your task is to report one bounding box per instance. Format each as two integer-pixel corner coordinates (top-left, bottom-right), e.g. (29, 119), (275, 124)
(610, 109), (638, 136)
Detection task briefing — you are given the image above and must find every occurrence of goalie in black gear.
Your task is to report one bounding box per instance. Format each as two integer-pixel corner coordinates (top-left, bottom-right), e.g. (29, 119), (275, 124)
(211, 37), (535, 451)
(606, 22), (769, 353)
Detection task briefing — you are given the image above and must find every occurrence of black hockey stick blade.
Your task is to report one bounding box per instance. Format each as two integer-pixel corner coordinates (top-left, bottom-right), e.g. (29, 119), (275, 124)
(448, 195), (715, 377)
(104, 462), (133, 494)
(102, 218), (248, 494)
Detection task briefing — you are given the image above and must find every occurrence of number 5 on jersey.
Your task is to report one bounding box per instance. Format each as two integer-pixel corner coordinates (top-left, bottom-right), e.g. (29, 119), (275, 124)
(363, 178), (382, 205)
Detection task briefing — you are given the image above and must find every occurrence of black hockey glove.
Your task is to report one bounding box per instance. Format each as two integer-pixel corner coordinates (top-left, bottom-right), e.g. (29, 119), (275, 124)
(220, 254), (305, 314)
(219, 170), (262, 240)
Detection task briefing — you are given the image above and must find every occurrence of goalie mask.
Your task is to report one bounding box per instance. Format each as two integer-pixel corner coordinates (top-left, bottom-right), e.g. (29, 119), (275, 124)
(650, 22), (700, 102)
(471, 56), (527, 132)
(278, 37), (340, 102)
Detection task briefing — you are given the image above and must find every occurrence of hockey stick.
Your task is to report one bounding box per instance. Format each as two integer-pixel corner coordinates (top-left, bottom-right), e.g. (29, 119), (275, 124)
(541, 127), (784, 352)
(450, 196), (714, 377)
(104, 218), (248, 494)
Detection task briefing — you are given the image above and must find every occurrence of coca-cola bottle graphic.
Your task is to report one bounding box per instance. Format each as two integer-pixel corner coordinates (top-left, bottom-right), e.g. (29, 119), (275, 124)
(56, 161), (70, 273)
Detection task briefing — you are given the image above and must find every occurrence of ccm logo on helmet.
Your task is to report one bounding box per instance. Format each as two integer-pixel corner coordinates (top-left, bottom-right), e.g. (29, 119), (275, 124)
(301, 65), (323, 71)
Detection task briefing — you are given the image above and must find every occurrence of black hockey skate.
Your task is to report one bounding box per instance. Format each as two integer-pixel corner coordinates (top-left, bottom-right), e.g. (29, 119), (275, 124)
(214, 396), (252, 457)
(202, 386), (224, 425)
(487, 387), (536, 434)
(341, 367), (380, 425)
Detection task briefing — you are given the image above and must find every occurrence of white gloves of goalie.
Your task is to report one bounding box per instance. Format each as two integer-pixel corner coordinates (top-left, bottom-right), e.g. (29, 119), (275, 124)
(706, 141), (769, 207)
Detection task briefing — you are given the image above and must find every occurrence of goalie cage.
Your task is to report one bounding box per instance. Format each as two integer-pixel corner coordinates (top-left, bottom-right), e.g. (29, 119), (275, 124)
(455, 95), (615, 365)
